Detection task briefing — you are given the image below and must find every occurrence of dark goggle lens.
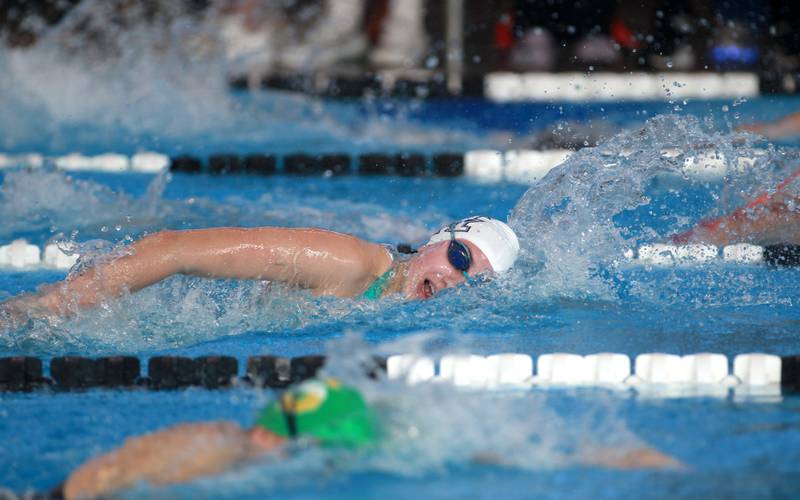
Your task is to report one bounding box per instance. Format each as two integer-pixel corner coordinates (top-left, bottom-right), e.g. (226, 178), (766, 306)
(447, 240), (472, 271)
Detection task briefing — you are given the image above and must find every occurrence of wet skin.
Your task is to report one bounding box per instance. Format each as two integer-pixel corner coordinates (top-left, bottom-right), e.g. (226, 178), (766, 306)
(400, 240), (493, 300)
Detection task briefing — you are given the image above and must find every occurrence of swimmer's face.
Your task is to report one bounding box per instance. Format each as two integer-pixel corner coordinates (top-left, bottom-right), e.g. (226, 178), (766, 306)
(403, 240), (493, 300)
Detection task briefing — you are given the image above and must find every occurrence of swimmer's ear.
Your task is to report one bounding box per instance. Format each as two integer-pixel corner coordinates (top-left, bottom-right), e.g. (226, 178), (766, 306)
(396, 244), (417, 254)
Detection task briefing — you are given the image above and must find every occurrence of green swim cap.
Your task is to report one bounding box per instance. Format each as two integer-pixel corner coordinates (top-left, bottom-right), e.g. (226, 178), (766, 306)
(256, 378), (378, 448)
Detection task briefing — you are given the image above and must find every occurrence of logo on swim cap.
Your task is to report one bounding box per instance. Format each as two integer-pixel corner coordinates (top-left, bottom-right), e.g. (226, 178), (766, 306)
(255, 378), (378, 448)
(427, 216), (520, 273)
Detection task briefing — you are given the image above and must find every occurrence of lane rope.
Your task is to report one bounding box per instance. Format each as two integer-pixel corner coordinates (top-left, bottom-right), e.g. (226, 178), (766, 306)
(0, 352), (796, 397)
(0, 147), (769, 184)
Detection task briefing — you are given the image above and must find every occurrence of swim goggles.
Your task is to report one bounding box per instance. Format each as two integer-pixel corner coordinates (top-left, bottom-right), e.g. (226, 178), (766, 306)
(447, 223), (474, 283)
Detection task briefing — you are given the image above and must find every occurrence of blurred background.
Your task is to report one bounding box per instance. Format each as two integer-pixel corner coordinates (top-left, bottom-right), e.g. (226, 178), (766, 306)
(1, 0), (798, 95)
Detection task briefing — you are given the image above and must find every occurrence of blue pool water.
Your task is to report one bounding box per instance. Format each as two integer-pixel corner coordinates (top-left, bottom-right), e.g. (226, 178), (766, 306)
(3, 31), (800, 496)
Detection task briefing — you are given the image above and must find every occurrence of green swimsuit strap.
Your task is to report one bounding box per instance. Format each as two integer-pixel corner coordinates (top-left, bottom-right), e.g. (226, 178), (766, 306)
(361, 267), (395, 300)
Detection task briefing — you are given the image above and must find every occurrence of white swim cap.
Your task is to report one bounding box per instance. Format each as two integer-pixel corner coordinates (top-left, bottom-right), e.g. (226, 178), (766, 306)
(427, 216), (520, 273)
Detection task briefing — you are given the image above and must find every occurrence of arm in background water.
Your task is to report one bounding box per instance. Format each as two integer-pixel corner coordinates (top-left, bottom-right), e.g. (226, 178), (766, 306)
(671, 171), (800, 246)
(471, 445), (684, 470)
(63, 422), (284, 500)
(1, 227), (391, 324)
(737, 111), (800, 139)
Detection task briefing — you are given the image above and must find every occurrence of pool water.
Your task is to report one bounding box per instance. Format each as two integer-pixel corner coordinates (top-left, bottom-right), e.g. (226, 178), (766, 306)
(3, 33), (800, 496)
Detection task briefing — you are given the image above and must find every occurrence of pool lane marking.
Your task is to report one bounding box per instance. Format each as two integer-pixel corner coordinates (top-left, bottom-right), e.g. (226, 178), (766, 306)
(0, 352), (795, 401)
(0, 148), (766, 184)
(484, 72), (759, 102)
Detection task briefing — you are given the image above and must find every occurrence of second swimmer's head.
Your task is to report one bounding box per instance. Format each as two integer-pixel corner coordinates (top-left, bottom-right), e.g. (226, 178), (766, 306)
(403, 216), (520, 300)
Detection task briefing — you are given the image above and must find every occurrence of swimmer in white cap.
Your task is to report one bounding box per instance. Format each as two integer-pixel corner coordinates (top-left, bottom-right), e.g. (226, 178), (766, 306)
(0, 216), (519, 326)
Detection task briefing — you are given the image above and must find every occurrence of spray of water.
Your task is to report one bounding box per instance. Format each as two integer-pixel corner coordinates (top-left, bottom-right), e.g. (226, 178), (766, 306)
(508, 113), (799, 301)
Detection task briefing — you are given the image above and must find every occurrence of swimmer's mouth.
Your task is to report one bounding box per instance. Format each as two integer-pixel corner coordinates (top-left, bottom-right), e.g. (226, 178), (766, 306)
(422, 279), (435, 299)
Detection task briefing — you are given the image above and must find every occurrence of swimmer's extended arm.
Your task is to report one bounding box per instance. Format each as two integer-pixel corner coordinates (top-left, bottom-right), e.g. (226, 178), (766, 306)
(579, 446), (685, 469)
(63, 422), (269, 500)
(738, 111), (800, 139)
(1, 227), (391, 322)
(471, 446), (683, 470)
(671, 189), (800, 246)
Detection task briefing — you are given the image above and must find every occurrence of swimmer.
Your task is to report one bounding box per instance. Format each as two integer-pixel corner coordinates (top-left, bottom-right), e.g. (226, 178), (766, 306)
(60, 377), (681, 499)
(0, 216), (520, 328)
(737, 111), (800, 140)
(671, 168), (800, 246)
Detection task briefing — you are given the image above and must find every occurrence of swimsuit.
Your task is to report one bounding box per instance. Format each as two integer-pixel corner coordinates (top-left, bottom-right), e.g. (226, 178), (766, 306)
(361, 267), (394, 300)
(360, 246), (397, 300)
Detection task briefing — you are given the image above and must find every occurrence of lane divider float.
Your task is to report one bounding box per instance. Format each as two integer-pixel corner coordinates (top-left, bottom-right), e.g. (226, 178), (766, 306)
(0, 352), (797, 399)
(0, 240), (78, 270)
(630, 243), (800, 267)
(0, 147), (766, 184)
(484, 71), (759, 102)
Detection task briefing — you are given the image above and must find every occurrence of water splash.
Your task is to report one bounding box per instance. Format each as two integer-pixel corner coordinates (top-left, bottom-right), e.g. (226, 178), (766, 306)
(508, 114), (799, 301)
(146, 332), (645, 498)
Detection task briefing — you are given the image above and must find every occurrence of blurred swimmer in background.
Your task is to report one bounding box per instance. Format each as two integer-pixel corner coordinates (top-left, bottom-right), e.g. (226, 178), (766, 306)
(672, 167), (800, 246)
(0, 216), (519, 329)
(60, 377), (681, 499)
(738, 111), (800, 140)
